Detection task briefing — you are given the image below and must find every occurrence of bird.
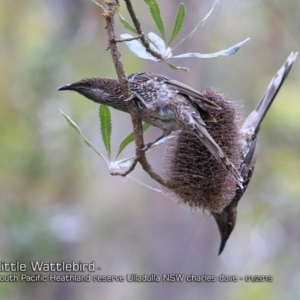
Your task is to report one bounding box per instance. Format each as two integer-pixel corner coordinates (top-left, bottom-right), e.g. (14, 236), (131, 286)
(162, 52), (297, 255)
(213, 51), (298, 254)
(58, 72), (244, 188)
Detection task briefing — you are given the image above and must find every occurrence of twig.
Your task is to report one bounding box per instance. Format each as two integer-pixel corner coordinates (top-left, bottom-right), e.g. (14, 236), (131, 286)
(113, 35), (142, 42)
(104, 0), (141, 174)
(103, 1), (128, 98)
(124, 0), (163, 61)
(103, 0), (171, 188)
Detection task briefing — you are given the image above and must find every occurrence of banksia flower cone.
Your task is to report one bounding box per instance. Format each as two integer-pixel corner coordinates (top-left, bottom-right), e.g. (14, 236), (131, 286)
(163, 89), (243, 213)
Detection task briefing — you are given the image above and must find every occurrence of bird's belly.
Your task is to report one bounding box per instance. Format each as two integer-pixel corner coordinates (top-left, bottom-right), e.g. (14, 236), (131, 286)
(141, 111), (180, 130)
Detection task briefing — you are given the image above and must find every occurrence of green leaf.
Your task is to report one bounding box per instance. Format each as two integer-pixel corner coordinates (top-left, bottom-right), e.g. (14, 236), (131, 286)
(172, 0), (219, 51)
(165, 61), (189, 72)
(61, 110), (81, 135)
(118, 14), (138, 35)
(91, 0), (105, 11)
(144, 0), (166, 41)
(99, 105), (112, 159)
(168, 3), (186, 46)
(115, 123), (151, 158)
(60, 110), (109, 165)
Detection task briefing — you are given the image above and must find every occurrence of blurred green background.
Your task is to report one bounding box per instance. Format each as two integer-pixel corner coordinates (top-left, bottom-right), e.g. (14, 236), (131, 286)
(0, 0), (299, 299)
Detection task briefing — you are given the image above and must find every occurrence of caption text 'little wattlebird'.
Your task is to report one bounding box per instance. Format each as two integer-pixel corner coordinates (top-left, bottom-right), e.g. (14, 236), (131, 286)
(58, 73), (243, 188)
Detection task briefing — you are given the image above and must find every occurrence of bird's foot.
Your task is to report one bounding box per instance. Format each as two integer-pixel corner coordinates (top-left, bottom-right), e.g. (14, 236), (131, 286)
(139, 142), (154, 152)
(124, 93), (136, 102)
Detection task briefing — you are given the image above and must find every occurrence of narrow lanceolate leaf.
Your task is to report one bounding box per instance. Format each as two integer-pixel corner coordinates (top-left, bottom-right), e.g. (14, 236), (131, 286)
(118, 14), (138, 35)
(110, 157), (136, 172)
(60, 110), (109, 165)
(91, 0), (105, 11)
(120, 33), (161, 61)
(166, 61), (189, 72)
(168, 3), (186, 46)
(115, 123), (151, 158)
(200, 0), (219, 24)
(144, 134), (176, 153)
(60, 110), (81, 135)
(172, 38), (250, 58)
(147, 32), (166, 53)
(172, 0), (219, 51)
(144, 0), (166, 41)
(99, 105), (112, 159)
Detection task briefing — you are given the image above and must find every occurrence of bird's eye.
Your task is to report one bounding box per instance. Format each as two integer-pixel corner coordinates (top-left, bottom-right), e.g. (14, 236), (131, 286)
(86, 82), (92, 87)
(227, 222), (233, 229)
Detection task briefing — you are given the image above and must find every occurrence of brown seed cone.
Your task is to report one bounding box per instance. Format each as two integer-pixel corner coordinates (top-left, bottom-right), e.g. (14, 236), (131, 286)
(163, 89), (243, 213)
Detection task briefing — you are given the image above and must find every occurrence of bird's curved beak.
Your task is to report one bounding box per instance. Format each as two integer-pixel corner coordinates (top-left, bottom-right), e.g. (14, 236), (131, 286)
(57, 84), (73, 91)
(212, 211), (234, 255)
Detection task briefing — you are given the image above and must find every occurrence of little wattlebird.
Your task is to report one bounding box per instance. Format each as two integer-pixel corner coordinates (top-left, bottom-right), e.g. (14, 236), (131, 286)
(58, 72), (243, 188)
(163, 52), (298, 255)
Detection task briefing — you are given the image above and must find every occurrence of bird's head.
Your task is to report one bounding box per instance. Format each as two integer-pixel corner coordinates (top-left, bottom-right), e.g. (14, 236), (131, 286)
(57, 77), (126, 111)
(212, 201), (237, 255)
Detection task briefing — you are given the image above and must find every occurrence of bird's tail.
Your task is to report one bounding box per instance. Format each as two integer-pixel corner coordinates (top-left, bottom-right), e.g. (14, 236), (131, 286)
(243, 52), (298, 134)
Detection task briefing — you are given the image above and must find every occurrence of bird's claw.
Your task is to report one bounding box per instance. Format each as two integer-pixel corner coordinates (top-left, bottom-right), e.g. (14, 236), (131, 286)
(139, 143), (153, 152)
(124, 93), (135, 102)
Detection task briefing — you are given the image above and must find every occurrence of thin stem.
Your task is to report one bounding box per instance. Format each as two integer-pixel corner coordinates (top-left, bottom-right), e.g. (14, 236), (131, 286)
(113, 35), (142, 42)
(104, 0), (141, 171)
(103, 0), (173, 189)
(123, 0), (163, 61)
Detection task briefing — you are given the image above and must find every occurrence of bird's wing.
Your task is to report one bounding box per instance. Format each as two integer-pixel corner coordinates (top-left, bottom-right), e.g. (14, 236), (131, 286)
(164, 78), (220, 109)
(129, 72), (220, 109)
